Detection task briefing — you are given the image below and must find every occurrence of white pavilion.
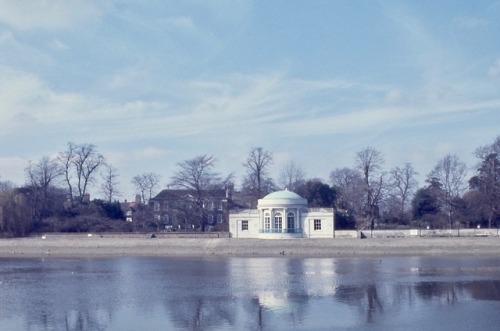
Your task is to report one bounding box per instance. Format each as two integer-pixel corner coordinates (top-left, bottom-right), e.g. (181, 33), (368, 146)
(229, 189), (335, 239)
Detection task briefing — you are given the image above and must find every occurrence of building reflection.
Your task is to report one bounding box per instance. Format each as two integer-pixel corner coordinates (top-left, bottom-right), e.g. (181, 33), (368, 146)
(2, 257), (500, 330)
(227, 257), (339, 329)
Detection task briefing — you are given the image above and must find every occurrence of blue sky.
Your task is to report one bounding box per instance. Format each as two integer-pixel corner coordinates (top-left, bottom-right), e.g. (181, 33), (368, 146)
(0, 0), (499, 200)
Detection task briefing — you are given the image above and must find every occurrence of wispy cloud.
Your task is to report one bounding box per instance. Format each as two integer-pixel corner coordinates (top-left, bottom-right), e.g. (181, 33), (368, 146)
(0, 0), (106, 30)
(0, 0), (498, 193)
(0, 31), (53, 69)
(488, 58), (500, 77)
(2, 64), (496, 146)
(0, 66), (106, 144)
(455, 16), (489, 29)
(49, 39), (70, 51)
(384, 5), (453, 96)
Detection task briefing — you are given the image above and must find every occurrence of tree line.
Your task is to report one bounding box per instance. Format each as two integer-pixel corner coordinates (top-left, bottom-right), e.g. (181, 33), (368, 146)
(1, 136), (499, 236)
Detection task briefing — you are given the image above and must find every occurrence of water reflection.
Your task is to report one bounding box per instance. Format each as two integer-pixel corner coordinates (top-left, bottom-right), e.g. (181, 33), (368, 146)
(1, 256), (500, 330)
(0, 258), (119, 330)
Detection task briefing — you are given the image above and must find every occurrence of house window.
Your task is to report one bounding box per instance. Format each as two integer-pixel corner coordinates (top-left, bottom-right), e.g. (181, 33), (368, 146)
(274, 212), (282, 229)
(217, 201), (223, 210)
(154, 202), (160, 211)
(314, 219), (322, 231)
(163, 202), (169, 210)
(208, 215), (214, 224)
(241, 220), (249, 231)
(211, 201), (215, 209)
(217, 214), (223, 223)
(264, 213), (271, 230)
(287, 212), (295, 229)
(163, 214), (169, 222)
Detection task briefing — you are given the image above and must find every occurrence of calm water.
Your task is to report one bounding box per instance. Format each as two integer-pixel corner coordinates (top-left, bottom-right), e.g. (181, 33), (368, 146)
(1, 256), (500, 331)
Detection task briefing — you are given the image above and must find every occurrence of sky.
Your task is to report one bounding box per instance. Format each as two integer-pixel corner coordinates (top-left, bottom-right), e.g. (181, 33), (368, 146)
(0, 0), (499, 200)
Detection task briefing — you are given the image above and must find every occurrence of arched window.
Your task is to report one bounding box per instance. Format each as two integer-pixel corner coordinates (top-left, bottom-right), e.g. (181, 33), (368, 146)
(274, 212), (282, 230)
(264, 213), (271, 230)
(287, 212), (295, 230)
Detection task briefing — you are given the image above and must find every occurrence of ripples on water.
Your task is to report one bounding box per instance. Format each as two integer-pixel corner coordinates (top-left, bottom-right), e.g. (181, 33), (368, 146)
(1, 256), (500, 331)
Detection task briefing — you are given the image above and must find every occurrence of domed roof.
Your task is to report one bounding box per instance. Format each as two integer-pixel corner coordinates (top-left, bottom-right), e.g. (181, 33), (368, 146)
(258, 189), (307, 208)
(262, 189), (304, 200)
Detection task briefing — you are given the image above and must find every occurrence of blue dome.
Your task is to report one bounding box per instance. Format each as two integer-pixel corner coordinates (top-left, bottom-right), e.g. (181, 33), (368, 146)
(262, 189), (304, 200)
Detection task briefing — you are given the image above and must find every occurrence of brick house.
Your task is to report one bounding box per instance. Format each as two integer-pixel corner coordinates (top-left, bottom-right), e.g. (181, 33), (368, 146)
(149, 186), (248, 231)
(120, 195), (142, 222)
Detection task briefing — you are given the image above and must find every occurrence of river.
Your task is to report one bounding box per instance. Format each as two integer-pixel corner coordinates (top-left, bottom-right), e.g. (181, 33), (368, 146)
(1, 256), (500, 330)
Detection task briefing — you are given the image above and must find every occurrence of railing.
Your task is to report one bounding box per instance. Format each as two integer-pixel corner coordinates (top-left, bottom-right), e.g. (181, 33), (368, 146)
(259, 228), (302, 234)
(229, 209), (259, 214)
(308, 208), (334, 212)
(230, 208), (334, 214)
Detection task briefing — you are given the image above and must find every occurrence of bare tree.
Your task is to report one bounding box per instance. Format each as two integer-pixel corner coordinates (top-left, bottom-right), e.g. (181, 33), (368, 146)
(242, 147), (275, 206)
(144, 172), (161, 202)
(475, 135), (500, 160)
(355, 147), (385, 230)
(58, 142), (76, 202)
(278, 161), (305, 191)
(0, 188), (32, 236)
(330, 167), (365, 215)
(131, 172), (161, 203)
(26, 156), (62, 192)
(0, 178), (14, 192)
(389, 163), (418, 219)
(101, 164), (121, 202)
(73, 143), (105, 201)
(26, 156), (63, 222)
(470, 136), (500, 228)
(131, 175), (146, 204)
(428, 154), (467, 228)
(58, 142), (105, 203)
(170, 155), (231, 231)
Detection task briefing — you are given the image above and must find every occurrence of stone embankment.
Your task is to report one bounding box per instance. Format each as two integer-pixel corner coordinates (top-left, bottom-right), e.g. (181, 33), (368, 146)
(1, 232), (500, 258)
(336, 228), (500, 239)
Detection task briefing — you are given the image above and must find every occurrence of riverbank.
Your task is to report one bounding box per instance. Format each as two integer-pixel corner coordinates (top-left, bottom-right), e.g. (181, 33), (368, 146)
(1, 234), (500, 258)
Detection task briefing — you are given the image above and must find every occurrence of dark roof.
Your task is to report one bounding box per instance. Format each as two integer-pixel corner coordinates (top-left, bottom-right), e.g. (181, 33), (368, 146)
(152, 189), (227, 201)
(150, 188), (251, 209)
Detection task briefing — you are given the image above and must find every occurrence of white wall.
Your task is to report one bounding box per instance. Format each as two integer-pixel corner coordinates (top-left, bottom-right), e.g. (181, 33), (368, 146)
(302, 212), (335, 238)
(229, 211), (260, 238)
(229, 207), (335, 239)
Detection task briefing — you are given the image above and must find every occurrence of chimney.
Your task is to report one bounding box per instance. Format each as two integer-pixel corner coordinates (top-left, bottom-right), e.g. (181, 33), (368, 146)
(83, 193), (90, 203)
(225, 184), (234, 199)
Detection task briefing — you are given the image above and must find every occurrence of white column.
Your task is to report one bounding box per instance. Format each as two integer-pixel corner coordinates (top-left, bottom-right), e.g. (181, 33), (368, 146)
(293, 208), (297, 230)
(283, 208), (286, 231)
(260, 208), (264, 231)
(271, 208), (274, 230)
(297, 207), (304, 232)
